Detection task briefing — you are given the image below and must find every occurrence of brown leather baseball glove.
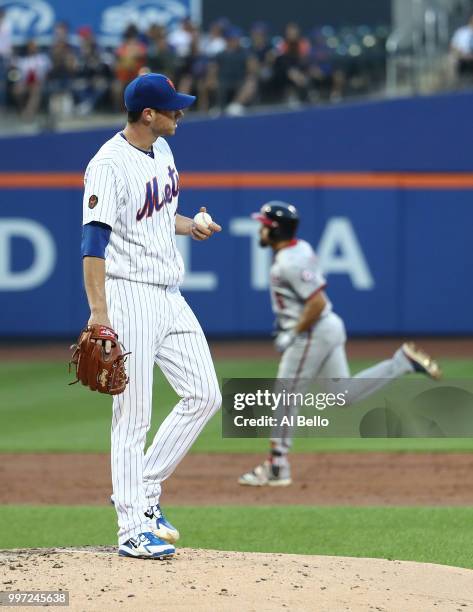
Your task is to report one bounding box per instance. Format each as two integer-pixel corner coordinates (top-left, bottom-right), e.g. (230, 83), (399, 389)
(68, 324), (130, 395)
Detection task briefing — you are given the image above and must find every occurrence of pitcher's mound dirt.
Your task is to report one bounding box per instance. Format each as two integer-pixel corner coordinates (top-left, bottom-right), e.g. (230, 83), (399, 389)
(1, 548), (472, 612)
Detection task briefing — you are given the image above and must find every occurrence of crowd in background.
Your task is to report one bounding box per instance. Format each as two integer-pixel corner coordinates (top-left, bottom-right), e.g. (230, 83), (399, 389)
(0, 12), (389, 121)
(450, 13), (473, 82)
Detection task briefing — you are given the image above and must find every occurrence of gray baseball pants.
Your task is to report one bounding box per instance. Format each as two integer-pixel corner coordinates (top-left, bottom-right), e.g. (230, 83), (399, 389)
(271, 312), (413, 452)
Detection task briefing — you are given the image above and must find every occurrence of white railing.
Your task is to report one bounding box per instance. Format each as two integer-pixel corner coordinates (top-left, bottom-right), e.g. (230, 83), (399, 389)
(386, 1), (452, 97)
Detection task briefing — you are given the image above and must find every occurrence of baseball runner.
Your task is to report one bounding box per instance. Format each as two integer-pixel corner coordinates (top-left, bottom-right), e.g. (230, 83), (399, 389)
(81, 73), (222, 559)
(239, 202), (441, 487)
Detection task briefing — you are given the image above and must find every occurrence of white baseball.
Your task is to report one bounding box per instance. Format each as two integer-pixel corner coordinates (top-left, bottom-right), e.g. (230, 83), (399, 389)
(193, 211), (213, 227)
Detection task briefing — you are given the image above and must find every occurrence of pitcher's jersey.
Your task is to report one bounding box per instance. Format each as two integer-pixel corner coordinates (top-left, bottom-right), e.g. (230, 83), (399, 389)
(83, 132), (184, 286)
(270, 239), (332, 330)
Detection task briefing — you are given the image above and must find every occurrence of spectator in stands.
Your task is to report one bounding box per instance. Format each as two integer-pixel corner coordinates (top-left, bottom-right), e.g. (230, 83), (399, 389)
(146, 24), (177, 78)
(174, 28), (210, 111)
(73, 27), (113, 115)
(273, 22), (311, 104)
(0, 18), (408, 121)
(112, 24), (147, 110)
(308, 27), (344, 101)
(0, 8), (12, 108)
(47, 26), (78, 117)
(11, 40), (51, 120)
(52, 21), (72, 46)
(218, 21), (277, 112)
(450, 14), (473, 84)
(276, 22), (311, 58)
(247, 21), (277, 104)
(200, 18), (228, 57)
(168, 17), (194, 58)
(249, 22), (273, 64)
(207, 26), (250, 113)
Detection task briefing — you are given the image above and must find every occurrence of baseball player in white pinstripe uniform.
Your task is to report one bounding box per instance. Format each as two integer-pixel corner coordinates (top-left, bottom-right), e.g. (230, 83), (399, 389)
(239, 202), (441, 487)
(81, 73), (222, 559)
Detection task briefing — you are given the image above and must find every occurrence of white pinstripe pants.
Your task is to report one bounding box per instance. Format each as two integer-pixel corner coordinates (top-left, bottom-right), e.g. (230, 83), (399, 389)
(106, 278), (221, 543)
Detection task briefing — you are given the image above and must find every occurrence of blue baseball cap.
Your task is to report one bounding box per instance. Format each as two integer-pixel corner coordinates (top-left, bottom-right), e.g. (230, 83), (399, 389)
(124, 73), (196, 112)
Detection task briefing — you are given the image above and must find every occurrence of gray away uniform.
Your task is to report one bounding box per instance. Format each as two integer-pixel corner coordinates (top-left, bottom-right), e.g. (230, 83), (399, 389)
(270, 239), (413, 452)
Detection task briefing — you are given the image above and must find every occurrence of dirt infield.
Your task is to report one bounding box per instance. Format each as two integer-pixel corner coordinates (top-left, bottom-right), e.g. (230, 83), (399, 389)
(2, 339), (472, 610)
(2, 452), (473, 506)
(0, 337), (471, 362)
(1, 547), (472, 611)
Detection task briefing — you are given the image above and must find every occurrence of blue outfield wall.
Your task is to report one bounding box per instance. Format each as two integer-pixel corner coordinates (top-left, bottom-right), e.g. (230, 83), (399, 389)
(0, 91), (472, 337)
(1, 91), (473, 173)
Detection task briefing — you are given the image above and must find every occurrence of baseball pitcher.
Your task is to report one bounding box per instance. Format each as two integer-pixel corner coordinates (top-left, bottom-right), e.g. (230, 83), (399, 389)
(77, 73), (222, 559)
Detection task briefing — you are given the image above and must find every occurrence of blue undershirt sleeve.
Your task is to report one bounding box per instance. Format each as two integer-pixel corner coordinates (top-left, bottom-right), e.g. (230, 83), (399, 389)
(81, 221), (112, 259)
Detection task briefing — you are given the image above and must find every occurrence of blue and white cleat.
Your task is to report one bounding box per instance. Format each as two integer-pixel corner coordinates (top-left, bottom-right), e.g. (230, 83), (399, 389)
(402, 342), (442, 380)
(118, 532), (175, 559)
(110, 496), (180, 544)
(145, 504), (180, 544)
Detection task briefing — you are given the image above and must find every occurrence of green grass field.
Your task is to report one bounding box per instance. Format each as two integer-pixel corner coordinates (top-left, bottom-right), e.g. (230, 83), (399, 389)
(1, 356), (473, 568)
(0, 358), (472, 453)
(1, 505), (473, 569)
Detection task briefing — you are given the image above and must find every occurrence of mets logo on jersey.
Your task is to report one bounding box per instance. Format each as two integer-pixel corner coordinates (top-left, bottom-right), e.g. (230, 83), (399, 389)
(136, 165), (179, 221)
(88, 194), (98, 209)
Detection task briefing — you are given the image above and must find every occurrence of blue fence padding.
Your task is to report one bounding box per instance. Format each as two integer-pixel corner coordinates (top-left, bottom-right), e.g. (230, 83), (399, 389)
(0, 93), (472, 336)
(0, 186), (471, 336)
(1, 91), (473, 172)
(402, 190), (473, 332)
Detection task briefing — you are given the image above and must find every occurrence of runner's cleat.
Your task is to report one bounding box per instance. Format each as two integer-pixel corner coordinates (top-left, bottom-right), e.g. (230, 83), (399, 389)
(402, 342), (442, 380)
